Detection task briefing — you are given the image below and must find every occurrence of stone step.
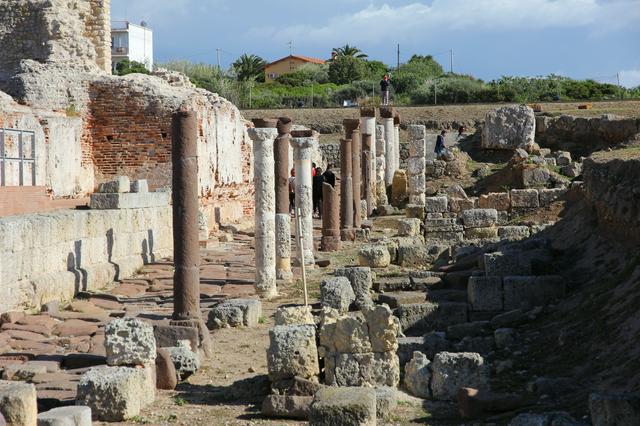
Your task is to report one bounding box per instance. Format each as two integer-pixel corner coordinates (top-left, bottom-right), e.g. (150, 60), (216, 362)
(395, 302), (468, 336)
(377, 291), (427, 309)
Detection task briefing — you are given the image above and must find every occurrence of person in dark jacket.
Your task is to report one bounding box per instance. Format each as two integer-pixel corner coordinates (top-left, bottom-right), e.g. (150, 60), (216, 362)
(380, 75), (391, 106)
(322, 164), (336, 188)
(312, 167), (325, 218)
(435, 130), (446, 158)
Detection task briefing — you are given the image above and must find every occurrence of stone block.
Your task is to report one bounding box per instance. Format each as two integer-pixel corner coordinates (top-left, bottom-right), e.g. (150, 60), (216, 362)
(431, 352), (490, 400)
(589, 392), (640, 426)
(408, 174), (426, 194)
(397, 337), (425, 368)
(449, 197), (477, 213)
(424, 218), (462, 233)
(98, 176), (130, 193)
(375, 387), (398, 420)
(37, 406), (92, 426)
(267, 325), (319, 382)
(405, 204), (425, 220)
(395, 302), (467, 333)
(468, 277), (503, 312)
(130, 179), (149, 193)
(510, 189), (539, 209)
(478, 193), (510, 211)
(262, 394), (312, 420)
(397, 218), (422, 237)
(325, 352), (399, 387)
(377, 291), (426, 309)
(363, 305), (398, 352)
(521, 166), (551, 188)
(407, 157), (426, 175)
(404, 351), (432, 398)
(207, 298), (261, 329)
(274, 305), (315, 326)
(561, 162), (582, 177)
(89, 192), (170, 209)
(423, 331), (449, 358)
(425, 196), (448, 213)
(391, 170), (408, 206)
(322, 316), (372, 354)
(153, 325), (199, 352)
(76, 366), (155, 421)
(104, 318), (156, 367)
(320, 277), (356, 313)
(539, 188), (567, 206)
(397, 244), (448, 267)
(484, 252), (532, 276)
(155, 348), (177, 390)
(556, 151), (572, 166)
(358, 245), (391, 268)
(481, 105), (535, 150)
(310, 387), (376, 426)
(334, 267), (373, 310)
(408, 193), (426, 206)
(0, 380), (37, 426)
(498, 226), (530, 241)
(503, 276), (564, 310)
(460, 209), (498, 228)
(165, 346), (200, 380)
(465, 226), (499, 240)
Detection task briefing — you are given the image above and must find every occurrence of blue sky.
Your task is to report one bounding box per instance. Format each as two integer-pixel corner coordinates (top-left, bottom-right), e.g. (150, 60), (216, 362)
(111, 0), (640, 87)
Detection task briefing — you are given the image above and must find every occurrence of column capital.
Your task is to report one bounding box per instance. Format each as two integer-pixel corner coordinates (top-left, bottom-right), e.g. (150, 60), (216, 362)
(248, 127), (278, 142)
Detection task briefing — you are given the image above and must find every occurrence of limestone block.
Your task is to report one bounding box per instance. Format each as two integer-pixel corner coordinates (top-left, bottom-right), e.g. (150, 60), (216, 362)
(358, 245), (391, 268)
(262, 394), (312, 420)
(310, 387), (376, 426)
(539, 188), (567, 206)
(76, 366), (155, 421)
(331, 316), (372, 354)
(498, 226), (530, 241)
(397, 244), (448, 267)
(589, 392), (640, 426)
(208, 299), (262, 329)
(267, 325), (320, 382)
(334, 267), (373, 310)
(104, 318), (156, 366)
(89, 192), (170, 209)
(430, 352), (490, 400)
(391, 170), (408, 206)
(397, 218), (422, 237)
(424, 218), (463, 233)
(153, 325), (199, 352)
(481, 105), (535, 150)
(425, 196), (448, 213)
(561, 162), (582, 178)
(395, 302), (467, 333)
(274, 305), (315, 326)
(37, 406), (92, 426)
(510, 189), (539, 209)
(503, 276), (564, 310)
(325, 352), (400, 387)
(405, 204), (425, 220)
(449, 197), (477, 213)
(98, 176), (130, 193)
(320, 277), (356, 313)
(408, 173), (426, 194)
(425, 160), (446, 178)
(165, 346), (200, 380)
(375, 387), (399, 420)
(0, 380), (37, 426)
(468, 276), (504, 312)
(556, 151), (572, 166)
(130, 179), (149, 193)
(460, 209), (498, 228)
(407, 157), (426, 175)
(465, 226), (499, 240)
(484, 252), (532, 276)
(478, 192), (511, 211)
(409, 194), (426, 206)
(364, 305), (399, 352)
(404, 351), (432, 398)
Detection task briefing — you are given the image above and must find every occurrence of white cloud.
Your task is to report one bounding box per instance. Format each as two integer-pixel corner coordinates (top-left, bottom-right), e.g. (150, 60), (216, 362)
(619, 70), (640, 88)
(247, 0), (640, 44)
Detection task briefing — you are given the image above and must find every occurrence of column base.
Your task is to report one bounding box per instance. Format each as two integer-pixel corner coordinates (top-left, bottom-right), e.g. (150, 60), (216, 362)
(170, 318), (213, 358)
(321, 236), (341, 252)
(340, 228), (356, 242)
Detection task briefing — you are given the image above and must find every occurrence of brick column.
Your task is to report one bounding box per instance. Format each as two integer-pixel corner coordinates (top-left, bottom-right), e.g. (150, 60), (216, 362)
(290, 130), (317, 266)
(407, 125), (427, 206)
(248, 124), (278, 298)
(275, 117), (293, 281)
(343, 119), (362, 231)
(362, 133), (375, 216)
(321, 182), (340, 251)
(375, 124), (388, 207)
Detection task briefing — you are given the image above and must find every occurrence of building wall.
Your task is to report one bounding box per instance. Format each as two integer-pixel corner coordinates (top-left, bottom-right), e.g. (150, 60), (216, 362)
(265, 57), (314, 82)
(0, 205), (172, 313)
(86, 0), (112, 74)
(127, 25), (153, 70)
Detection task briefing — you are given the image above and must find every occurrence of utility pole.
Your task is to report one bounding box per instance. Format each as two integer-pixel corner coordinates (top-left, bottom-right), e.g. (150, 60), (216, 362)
(216, 48), (221, 72)
(449, 49), (453, 74)
(434, 80), (437, 105)
(397, 44), (400, 70)
(617, 72), (623, 100)
(288, 41), (293, 56)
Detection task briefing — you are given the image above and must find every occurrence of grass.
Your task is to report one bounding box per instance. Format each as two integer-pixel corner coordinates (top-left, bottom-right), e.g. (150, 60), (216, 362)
(173, 396), (187, 406)
(258, 316), (267, 324)
(65, 104), (80, 117)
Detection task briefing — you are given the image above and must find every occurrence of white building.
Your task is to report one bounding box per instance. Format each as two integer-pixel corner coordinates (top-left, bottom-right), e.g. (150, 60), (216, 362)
(111, 21), (154, 72)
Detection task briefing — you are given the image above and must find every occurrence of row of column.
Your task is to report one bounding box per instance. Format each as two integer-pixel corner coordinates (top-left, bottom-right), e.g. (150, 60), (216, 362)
(407, 124), (427, 206)
(248, 119), (318, 299)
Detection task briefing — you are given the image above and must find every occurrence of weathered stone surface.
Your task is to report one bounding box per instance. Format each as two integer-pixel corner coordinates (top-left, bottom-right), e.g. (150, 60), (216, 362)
(561, 162), (582, 178)
(377, 291), (426, 309)
(397, 244), (448, 267)
(510, 189), (539, 209)
(468, 276), (503, 312)
(104, 318), (156, 367)
(320, 277), (356, 313)
(479, 192), (511, 211)
(391, 170), (408, 207)
(89, 192), (170, 209)
(363, 305), (398, 352)
(98, 176), (130, 193)
(449, 197), (477, 213)
(556, 151), (572, 166)
(325, 351), (399, 388)
(508, 412), (582, 425)
(457, 387), (526, 419)
(76, 366), (155, 422)
(165, 346), (200, 380)
(310, 387), (376, 426)
(130, 179), (149, 194)
(465, 226), (499, 240)
(395, 302), (467, 333)
(431, 352), (490, 401)
(404, 351), (431, 398)
(358, 245), (391, 268)
(274, 305), (315, 326)
(0, 380), (37, 426)
(503, 276), (565, 310)
(589, 392), (640, 426)
(267, 325), (319, 382)
(405, 204), (425, 220)
(425, 196), (448, 213)
(397, 218), (422, 237)
(153, 325), (199, 352)
(271, 376), (323, 397)
(482, 105), (535, 150)
(155, 348), (177, 390)
(207, 298), (262, 329)
(334, 267), (373, 309)
(460, 209), (498, 228)
(539, 188), (567, 206)
(37, 406), (92, 426)
(262, 395), (312, 420)
(498, 226), (530, 241)
(494, 328), (515, 349)
(484, 252), (532, 276)
(375, 387), (398, 420)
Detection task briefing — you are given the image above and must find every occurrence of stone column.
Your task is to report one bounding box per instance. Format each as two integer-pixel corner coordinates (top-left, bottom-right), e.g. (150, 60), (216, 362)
(360, 107), (377, 217)
(407, 125), (427, 206)
(361, 133), (375, 216)
(375, 124), (388, 207)
(290, 130), (317, 266)
(381, 107), (396, 186)
(275, 117), (293, 281)
(248, 124), (278, 299)
(344, 119), (362, 230)
(321, 182), (340, 251)
(339, 137), (354, 241)
(171, 111), (201, 320)
(394, 113), (401, 172)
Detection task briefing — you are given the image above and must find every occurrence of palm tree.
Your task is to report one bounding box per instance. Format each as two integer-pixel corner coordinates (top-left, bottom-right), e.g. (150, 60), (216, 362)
(232, 54), (267, 81)
(332, 44), (368, 59)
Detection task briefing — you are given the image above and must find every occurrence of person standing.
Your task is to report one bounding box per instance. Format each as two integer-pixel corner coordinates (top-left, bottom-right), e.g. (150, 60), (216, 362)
(322, 164), (336, 188)
(380, 75), (391, 106)
(312, 167), (325, 218)
(435, 130), (447, 158)
(288, 168), (296, 214)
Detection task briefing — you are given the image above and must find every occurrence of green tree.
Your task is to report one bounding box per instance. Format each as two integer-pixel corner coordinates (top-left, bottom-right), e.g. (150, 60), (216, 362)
(328, 55), (366, 84)
(115, 59), (150, 76)
(232, 54), (267, 82)
(332, 44), (368, 59)
(363, 60), (389, 80)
